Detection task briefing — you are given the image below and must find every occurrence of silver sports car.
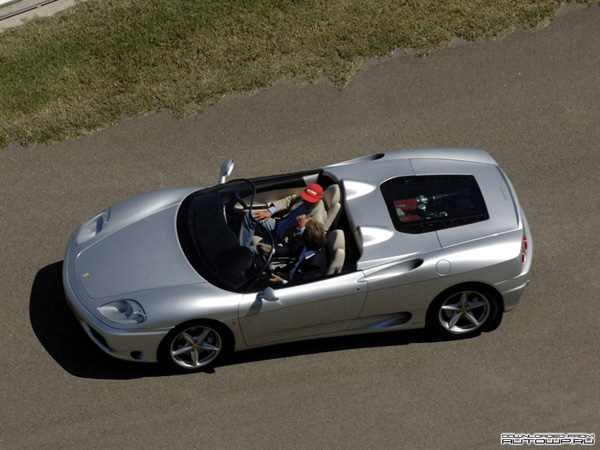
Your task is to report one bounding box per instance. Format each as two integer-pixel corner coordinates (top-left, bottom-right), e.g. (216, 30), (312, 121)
(63, 149), (532, 372)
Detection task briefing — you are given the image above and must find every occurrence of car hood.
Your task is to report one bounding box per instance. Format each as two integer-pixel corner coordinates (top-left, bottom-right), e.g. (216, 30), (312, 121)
(76, 203), (203, 299)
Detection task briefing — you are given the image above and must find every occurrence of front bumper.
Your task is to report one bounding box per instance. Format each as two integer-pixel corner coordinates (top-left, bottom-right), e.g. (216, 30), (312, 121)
(62, 230), (168, 363)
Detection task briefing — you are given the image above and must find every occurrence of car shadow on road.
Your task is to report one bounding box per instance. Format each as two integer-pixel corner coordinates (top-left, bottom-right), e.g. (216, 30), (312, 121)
(224, 327), (438, 369)
(31, 261), (456, 379)
(29, 261), (173, 379)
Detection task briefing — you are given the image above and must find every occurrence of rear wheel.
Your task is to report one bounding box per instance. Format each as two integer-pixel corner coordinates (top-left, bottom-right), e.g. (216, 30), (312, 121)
(159, 321), (231, 372)
(427, 285), (500, 338)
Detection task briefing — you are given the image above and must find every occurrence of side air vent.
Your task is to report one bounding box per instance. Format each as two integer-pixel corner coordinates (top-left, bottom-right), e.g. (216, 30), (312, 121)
(327, 153), (385, 167)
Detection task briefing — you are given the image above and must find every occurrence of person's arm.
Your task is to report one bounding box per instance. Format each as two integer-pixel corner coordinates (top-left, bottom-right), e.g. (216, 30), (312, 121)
(269, 273), (287, 284)
(270, 194), (299, 215)
(296, 214), (311, 232)
(255, 194), (298, 222)
(253, 209), (274, 222)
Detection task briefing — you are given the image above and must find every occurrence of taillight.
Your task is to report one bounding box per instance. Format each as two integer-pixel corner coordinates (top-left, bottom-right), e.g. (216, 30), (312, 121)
(521, 236), (528, 263)
(523, 237), (528, 250)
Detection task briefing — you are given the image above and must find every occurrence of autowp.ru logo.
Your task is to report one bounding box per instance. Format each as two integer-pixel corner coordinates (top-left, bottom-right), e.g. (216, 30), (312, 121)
(501, 433), (595, 446)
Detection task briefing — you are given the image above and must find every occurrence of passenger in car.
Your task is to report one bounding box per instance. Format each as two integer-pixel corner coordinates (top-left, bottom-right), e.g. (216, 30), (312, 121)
(238, 183), (326, 252)
(268, 221), (328, 285)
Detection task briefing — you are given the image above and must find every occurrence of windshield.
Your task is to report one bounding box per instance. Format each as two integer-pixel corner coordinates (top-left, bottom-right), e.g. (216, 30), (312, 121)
(177, 179), (273, 291)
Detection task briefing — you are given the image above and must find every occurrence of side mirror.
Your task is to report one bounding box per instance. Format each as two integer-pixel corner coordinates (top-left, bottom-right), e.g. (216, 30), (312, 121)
(260, 287), (279, 302)
(218, 158), (235, 184)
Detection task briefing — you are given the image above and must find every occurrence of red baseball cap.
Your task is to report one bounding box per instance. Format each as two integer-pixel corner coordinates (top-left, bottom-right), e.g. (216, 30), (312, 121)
(301, 183), (323, 203)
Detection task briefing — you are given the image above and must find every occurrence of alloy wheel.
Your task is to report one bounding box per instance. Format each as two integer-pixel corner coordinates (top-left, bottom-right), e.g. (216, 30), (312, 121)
(437, 290), (491, 335)
(168, 324), (223, 370)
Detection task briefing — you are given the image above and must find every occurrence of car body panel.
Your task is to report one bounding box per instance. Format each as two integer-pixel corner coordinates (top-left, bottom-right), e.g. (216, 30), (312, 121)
(77, 205), (201, 299)
(62, 148), (532, 367)
(323, 159), (444, 268)
(238, 271), (368, 346)
(105, 187), (198, 235)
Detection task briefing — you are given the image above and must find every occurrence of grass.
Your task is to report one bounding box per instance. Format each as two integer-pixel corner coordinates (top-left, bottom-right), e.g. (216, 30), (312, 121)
(0, 0), (597, 149)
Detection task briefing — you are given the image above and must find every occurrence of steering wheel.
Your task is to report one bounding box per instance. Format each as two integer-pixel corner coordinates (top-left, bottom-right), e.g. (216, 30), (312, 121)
(262, 244), (275, 274)
(234, 192), (249, 210)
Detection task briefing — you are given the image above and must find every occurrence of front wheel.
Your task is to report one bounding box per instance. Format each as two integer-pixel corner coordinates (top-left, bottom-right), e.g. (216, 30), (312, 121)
(427, 286), (500, 339)
(159, 321), (230, 372)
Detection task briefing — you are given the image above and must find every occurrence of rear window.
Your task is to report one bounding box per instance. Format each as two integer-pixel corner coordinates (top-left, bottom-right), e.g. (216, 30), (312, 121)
(380, 175), (489, 234)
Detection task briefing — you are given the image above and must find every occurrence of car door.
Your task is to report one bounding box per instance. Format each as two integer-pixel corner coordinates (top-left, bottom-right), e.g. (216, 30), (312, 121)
(238, 271), (367, 347)
(357, 232), (442, 328)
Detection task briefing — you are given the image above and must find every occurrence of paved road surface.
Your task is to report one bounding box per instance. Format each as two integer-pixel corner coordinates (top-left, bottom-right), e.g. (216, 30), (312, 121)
(0, 5), (598, 449)
(0, 0), (79, 32)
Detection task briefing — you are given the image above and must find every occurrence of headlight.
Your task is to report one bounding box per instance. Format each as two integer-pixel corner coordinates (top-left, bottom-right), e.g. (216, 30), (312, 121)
(98, 300), (147, 325)
(76, 209), (111, 244)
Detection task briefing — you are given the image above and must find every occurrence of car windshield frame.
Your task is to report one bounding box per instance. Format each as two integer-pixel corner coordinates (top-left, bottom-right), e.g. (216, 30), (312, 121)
(177, 179), (274, 292)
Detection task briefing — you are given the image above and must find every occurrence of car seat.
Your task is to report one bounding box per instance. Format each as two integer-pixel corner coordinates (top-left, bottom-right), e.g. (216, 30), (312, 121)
(325, 229), (345, 275)
(322, 184), (341, 231)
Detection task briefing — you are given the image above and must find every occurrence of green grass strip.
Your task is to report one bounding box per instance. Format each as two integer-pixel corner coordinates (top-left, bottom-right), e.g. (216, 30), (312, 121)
(0, 0), (596, 149)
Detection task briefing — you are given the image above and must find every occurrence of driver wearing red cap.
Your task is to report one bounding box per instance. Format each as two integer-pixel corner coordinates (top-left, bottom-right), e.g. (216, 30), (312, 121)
(239, 183), (326, 252)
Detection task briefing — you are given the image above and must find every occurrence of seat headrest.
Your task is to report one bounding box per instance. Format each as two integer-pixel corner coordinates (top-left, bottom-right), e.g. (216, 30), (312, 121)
(323, 185), (341, 208)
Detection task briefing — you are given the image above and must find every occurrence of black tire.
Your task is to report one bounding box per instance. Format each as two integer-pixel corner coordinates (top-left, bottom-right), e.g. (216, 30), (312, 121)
(158, 320), (231, 372)
(426, 285), (500, 339)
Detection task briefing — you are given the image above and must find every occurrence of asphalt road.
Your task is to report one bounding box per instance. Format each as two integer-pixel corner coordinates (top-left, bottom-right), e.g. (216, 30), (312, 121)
(1, 5), (598, 449)
(0, 0), (79, 32)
